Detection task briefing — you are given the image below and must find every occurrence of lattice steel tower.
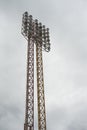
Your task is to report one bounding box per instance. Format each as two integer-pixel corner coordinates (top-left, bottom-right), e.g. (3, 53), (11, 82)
(21, 12), (50, 130)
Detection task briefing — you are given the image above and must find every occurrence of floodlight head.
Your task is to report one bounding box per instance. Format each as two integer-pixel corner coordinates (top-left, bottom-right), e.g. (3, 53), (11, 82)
(21, 12), (51, 52)
(39, 22), (42, 26)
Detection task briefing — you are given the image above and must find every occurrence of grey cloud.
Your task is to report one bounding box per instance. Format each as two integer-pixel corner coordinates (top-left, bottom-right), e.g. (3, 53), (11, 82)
(0, 102), (23, 130)
(0, 0), (87, 130)
(47, 103), (87, 130)
(67, 107), (87, 130)
(0, 103), (21, 119)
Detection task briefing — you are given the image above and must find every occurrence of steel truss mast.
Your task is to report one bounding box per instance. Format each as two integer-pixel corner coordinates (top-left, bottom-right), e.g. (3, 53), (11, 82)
(21, 12), (50, 130)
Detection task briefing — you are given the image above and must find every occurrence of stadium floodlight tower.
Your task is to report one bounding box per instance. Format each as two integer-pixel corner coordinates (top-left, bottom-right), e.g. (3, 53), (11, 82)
(21, 12), (50, 130)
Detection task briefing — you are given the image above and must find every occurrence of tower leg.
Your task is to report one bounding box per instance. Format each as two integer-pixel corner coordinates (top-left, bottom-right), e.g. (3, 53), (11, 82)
(24, 38), (34, 130)
(36, 43), (46, 130)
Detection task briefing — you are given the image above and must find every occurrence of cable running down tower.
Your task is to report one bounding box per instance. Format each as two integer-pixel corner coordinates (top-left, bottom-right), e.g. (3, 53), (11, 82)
(21, 12), (50, 130)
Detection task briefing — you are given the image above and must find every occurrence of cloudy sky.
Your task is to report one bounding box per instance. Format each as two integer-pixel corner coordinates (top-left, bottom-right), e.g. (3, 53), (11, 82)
(0, 0), (87, 130)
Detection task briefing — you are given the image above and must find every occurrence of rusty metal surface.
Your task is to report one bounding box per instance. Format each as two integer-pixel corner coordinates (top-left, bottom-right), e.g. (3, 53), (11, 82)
(24, 38), (34, 130)
(36, 43), (46, 130)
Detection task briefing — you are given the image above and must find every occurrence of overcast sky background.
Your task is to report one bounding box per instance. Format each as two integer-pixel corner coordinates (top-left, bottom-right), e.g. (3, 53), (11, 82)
(0, 0), (87, 130)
